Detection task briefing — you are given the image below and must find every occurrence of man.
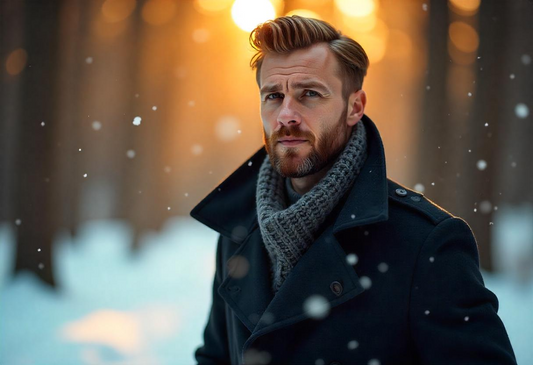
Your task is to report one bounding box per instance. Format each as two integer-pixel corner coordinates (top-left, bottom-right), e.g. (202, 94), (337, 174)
(191, 16), (516, 365)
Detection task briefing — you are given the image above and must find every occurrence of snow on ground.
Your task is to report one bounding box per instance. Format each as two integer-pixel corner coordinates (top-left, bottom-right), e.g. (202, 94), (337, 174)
(0, 217), (531, 365)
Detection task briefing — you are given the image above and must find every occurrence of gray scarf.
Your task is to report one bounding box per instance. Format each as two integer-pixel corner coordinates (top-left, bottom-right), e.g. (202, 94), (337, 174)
(256, 121), (368, 293)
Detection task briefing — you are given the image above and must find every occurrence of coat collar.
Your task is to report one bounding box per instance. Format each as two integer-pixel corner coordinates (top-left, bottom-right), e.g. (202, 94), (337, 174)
(191, 115), (390, 350)
(190, 114), (389, 242)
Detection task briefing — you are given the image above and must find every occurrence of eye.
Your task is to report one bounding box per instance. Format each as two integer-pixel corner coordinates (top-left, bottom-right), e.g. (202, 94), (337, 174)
(304, 90), (320, 97)
(266, 92), (283, 100)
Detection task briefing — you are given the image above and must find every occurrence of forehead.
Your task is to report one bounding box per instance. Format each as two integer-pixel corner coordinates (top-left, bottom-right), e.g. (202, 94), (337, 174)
(260, 43), (342, 89)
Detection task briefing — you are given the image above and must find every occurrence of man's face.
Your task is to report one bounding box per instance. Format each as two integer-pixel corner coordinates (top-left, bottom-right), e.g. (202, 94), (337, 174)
(259, 43), (355, 178)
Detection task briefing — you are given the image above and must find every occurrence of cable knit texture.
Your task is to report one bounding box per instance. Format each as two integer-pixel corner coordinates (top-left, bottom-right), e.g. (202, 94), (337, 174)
(256, 121), (368, 293)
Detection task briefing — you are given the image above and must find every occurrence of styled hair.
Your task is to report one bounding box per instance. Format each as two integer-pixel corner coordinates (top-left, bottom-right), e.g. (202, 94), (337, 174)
(249, 15), (369, 100)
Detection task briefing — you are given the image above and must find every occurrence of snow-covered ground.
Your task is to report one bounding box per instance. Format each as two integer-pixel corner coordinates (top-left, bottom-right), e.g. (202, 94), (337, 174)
(0, 217), (531, 365)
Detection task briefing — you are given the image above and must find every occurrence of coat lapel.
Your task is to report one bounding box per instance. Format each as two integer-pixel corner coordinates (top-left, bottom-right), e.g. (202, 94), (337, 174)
(192, 115), (390, 336)
(251, 224), (365, 335)
(217, 228), (274, 333)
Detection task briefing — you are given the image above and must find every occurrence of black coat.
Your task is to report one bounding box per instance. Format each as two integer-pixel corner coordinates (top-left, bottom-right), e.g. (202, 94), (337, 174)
(191, 115), (516, 365)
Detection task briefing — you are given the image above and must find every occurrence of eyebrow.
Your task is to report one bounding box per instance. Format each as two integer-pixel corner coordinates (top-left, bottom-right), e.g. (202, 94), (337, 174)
(260, 81), (331, 97)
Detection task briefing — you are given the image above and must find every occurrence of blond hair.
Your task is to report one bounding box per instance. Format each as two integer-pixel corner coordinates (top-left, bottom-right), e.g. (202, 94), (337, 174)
(249, 15), (369, 100)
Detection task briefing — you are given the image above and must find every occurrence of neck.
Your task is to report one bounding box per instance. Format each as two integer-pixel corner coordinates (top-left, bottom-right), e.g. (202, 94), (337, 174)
(290, 158), (336, 195)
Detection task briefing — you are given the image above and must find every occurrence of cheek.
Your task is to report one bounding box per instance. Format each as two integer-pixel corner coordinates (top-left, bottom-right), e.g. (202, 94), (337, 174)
(260, 109), (276, 133)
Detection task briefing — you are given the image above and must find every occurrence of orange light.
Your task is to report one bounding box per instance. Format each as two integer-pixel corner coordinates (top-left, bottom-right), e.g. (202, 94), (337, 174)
(142, 0), (176, 26)
(449, 0), (480, 16)
(387, 29), (412, 59)
(449, 21), (479, 53)
(62, 310), (142, 354)
(341, 12), (377, 33)
(194, 0), (234, 14)
(6, 48), (28, 76)
(192, 28), (211, 43)
(343, 18), (388, 64)
(101, 0), (136, 23)
(231, 0), (277, 32)
(335, 0), (378, 18)
(93, 14), (128, 39)
(285, 9), (321, 19)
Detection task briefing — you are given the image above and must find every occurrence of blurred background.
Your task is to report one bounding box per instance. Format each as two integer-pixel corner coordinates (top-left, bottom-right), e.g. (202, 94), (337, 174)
(0, 0), (532, 364)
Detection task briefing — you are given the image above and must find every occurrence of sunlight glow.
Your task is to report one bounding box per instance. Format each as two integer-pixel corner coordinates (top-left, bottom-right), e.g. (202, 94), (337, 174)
(285, 9), (321, 20)
(449, 0), (481, 16)
(6, 49), (28, 76)
(231, 0), (277, 32)
(335, 0), (378, 18)
(101, 0), (136, 23)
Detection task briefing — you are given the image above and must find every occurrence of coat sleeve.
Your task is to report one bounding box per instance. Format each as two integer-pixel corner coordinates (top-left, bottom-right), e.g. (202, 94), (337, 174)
(409, 217), (517, 365)
(195, 235), (231, 365)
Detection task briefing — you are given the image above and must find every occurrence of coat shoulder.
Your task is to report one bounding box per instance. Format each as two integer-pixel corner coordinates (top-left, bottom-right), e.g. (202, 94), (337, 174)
(386, 179), (453, 226)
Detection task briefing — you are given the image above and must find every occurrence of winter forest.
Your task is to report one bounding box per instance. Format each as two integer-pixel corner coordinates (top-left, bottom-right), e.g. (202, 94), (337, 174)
(0, 0), (532, 364)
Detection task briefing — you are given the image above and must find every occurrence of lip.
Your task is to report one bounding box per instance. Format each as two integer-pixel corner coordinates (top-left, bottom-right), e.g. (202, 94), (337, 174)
(278, 139), (307, 147)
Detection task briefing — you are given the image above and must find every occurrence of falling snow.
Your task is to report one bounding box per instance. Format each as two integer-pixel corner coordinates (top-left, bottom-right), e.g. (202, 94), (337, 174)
(164, 166), (171, 173)
(315, 359), (325, 365)
(368, 359), (381, 365)
(126, 150), (136, 159)
(464, 316), (470, 322)
(521, 54), (531, 65)
(167, 207), (171, 211)
(346, 253), (358, 265)
(92, 121), (102, 131)
(192, 28), (210, 43)
(429, 256), (435, 263)
(37, 248), (41, 252)
(248, 161), (253, 167)
(347, 340), (359, 350)
(38, 263), (44, 270)
(468, 92), (472, 97)
(303, 295), (330, 319)
(152, 106), (157, 111)
(479, 200), (492, 214)
(85, 57), (93, 64)
(414, 183), (425, 193)
(351, 214), (356, 219)
(359, 276), (372, 289)
(132, 117), (142, 126)
(477, 160), (487, 171)
(422, 3), (428, 11)
(515, 103), (529, 119)
(41, 121), (45, 126)
(378, 262), (389, 273)
(188, 100), (195, 107)
(215, 116), (241, 142)
(510, 74), (515, 79)
(184, 193), (189, 197)
(485, 123), (489, 127)
(425, 310), (430, 315)
(83, 173), (87, 178)
(15, 219), (21, 226)
(191, 144), (203, 156)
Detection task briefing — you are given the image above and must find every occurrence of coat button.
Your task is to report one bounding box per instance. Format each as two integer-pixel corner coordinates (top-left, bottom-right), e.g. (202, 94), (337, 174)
(330, 281), (343, 296)
(395, 188), (407, 197)
(411, 195), (421, 202)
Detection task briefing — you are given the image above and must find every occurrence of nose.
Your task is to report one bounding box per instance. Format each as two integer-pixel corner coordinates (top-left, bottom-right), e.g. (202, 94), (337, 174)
(277, 97), (301, 128)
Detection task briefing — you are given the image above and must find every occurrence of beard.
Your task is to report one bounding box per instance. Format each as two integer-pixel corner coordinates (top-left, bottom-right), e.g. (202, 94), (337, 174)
(263, 107), (349, 178)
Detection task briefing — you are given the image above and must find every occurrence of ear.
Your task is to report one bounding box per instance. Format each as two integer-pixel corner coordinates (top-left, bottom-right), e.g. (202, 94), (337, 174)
(346, 89), (366, 127)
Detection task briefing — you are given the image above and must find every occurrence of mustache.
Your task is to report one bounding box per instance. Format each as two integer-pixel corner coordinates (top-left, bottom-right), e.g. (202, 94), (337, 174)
(270, 126), (315, 143)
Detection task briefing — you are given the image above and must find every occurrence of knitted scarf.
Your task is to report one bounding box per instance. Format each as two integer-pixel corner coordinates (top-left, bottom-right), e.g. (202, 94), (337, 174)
(256, 121), (368, 293)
